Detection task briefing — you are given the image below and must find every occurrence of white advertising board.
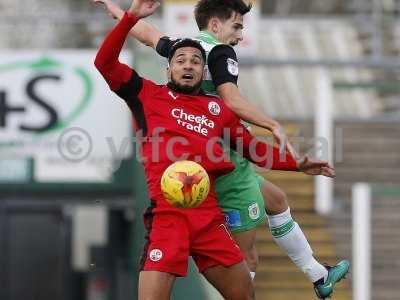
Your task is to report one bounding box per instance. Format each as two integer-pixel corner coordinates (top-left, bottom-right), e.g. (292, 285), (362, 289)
(0, 51), (133, 183)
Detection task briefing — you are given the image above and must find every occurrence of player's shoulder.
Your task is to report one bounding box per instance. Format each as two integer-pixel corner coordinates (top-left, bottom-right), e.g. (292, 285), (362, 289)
(141, 78), (159, 88)
(208, 44), (239, 78)
(139, 78), (165, 96)
(208, 44), (237, 59)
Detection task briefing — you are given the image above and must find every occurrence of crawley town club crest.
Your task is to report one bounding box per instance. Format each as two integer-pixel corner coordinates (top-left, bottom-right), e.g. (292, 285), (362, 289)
(208, 101), (221, 116)
(149, 249), (163, 262)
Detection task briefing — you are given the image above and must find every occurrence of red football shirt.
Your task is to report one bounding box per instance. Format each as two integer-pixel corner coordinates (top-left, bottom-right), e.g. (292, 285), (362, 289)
(94, 12), (297, 212)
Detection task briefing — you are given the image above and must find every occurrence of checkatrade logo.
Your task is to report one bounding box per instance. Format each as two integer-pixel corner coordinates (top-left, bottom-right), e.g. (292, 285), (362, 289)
(171, 108), (215, 136)
(0, 55), (93, 136)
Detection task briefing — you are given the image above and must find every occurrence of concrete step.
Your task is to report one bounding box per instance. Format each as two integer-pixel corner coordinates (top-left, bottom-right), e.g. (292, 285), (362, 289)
(260, 170), (312, 182)
(280, 195), (315, 211)
(256, 182), (314, 195)
(330, 231), (400, 245)
(333, 220), (400, 230)
(332, 188), (400, 203)
(253, 124), (303, 137)
(372, 274), (400, 284)
(254, 277), (349, 289)
(341, 142), (400, 153)
(256, 267), (352, 285)
(281, 121), (400, 137)
(332, 210), (400, 221)
(334, 122), (400, 131)
(289, 212), (328, 226)
(340, 133), (400, 141)
(329, 256), (400, 272)
(373, 260), (400, 268)
(338, 155), (400, 166)
(371, 291), (400, 300)
(336, 244), (400, 257)
(335, 184), (400, 198)
(336, 166), (400, 176)
(258, 173), (313, 187)
(341, 135), (400, 144)
(335, 168), (400, 183)
(254, 288), (350, 300)
(340, 152), (400, 162)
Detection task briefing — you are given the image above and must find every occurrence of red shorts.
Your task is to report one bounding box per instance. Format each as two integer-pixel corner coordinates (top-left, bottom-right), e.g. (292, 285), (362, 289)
(139, 203), (244, 277)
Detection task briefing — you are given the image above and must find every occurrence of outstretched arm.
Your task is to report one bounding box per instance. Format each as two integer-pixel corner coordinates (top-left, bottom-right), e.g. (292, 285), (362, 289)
(227, 116), (335, 177)
(94, 0), (160, 91)
(208, 45), (297, 157)
(93, 0), (162, 49)
(94, 12), (138, 91)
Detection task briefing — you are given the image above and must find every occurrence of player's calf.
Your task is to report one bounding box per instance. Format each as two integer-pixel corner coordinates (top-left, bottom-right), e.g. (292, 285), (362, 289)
(138, 270), (175, 300)
(232, 229), (259, 276)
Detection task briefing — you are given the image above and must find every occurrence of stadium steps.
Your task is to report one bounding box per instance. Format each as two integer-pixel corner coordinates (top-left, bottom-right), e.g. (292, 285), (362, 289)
(234, 117), (399, 300)
(334, 120), (400, 199)
(245, 19), (382, 118)
(251, 289), (350, 300)
(253, 122), (351, 300)
(329, 120), (400, 300)
(331, 194), (400, 300)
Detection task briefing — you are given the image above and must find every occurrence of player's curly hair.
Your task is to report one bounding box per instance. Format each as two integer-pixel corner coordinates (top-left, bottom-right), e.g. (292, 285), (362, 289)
(168, 38), (207, 63)
(194, 0), (252, 30)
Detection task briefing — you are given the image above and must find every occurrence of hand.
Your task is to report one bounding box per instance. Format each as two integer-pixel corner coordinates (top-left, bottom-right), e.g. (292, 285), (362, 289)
(296, 156), (335, 178)
(128, 0), (160, 18)
(92, 0), (121, 19)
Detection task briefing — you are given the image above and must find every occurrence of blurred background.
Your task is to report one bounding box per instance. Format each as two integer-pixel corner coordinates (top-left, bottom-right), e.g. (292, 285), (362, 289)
(0, 0), (399, 299)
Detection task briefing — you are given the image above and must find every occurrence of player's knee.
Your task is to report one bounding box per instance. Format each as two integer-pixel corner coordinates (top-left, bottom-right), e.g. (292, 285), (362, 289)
(274, 188), (288, 209)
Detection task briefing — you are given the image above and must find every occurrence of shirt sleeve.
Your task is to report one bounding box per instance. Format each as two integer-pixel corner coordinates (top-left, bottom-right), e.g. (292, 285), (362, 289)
(207, 44), (239, 87)
(94, 12), (144, 103)
(155, 36), (176, 58)
(225, 111), (298, 171)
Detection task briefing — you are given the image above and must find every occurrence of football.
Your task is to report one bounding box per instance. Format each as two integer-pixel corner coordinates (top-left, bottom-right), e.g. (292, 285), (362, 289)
(161, 160), (210, 208)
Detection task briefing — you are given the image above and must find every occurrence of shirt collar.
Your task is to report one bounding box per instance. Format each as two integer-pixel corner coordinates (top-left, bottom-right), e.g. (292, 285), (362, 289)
(197, 31), (220, 45)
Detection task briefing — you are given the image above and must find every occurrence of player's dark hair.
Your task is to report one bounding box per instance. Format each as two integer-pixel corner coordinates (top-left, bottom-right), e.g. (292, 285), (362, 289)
(194, 0), (252, 30)
(168, 38), (206, 63)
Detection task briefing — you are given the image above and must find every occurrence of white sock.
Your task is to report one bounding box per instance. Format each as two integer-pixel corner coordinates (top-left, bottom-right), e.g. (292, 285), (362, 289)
(266, 208), (328, 283)
(250, 272), (256, 281)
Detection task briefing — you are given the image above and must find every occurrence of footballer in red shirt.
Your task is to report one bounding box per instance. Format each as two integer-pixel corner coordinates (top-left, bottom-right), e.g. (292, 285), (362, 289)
(94, 1), (334, 299)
